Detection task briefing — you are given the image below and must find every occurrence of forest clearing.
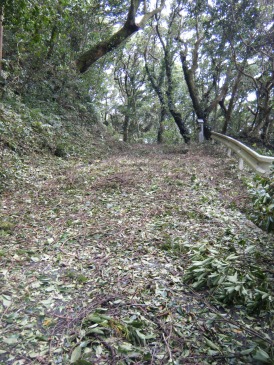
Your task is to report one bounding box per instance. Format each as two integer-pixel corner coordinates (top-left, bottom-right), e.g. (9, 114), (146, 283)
(0, 143), (273, 364)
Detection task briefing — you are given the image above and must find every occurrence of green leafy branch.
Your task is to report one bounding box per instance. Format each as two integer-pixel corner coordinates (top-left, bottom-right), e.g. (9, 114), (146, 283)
(184, 240), (273, 313)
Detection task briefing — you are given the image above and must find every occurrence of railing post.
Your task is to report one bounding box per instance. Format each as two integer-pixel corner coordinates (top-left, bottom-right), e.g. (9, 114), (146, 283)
(239, 158), (244, 170)
(197, 119), (204, 143)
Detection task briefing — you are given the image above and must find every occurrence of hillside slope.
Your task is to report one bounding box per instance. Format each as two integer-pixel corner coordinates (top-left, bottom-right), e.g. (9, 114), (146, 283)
(0, 99), (128, 193)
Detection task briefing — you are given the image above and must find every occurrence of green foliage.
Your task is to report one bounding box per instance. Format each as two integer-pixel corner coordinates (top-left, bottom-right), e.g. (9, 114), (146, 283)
(68, 310), (157, 362)
(251, 144), (274, 157)
(248, 166), (274, 232)
(65, 270), (89, 284)
(2, 0), (273, 144)
(0, 220), (15, 233)
(3, 0), (112, 109)
(54, 142), (69, 157)
(0, 101), (62, 154)
(0, 97), (110, 194)
(184, 239), (273, 313)
(0, 139), (23, 193)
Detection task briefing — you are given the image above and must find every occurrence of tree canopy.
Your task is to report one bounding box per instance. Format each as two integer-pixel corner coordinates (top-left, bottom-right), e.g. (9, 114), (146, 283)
(1, 0), (273, 145)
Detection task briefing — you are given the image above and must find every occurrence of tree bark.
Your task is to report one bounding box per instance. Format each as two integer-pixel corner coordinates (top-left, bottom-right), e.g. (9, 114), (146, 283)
(123, 114), (130, 142)
(156, 24), (190, 143)
(76, 0), (165, 73)
(180, 51), (205, 120)
(180, 47), (230, 139)
(144, 53), (168, 144)
(157, 106), (165, 144)
(219, 69), (242, 134)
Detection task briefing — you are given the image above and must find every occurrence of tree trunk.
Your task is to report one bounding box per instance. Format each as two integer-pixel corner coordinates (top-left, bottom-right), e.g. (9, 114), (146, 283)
(169, 110), (190, 143)
(180, 50), (211, 139)
(261, 116), (272, 143)
(180, 49), (231, 139)
(180, 51), (205, 121)
(144, 54), (167, 144)
(76, 24), (139, 73)
(123, 114), (130, 142)
(76, 0), (165, 73)
(162, 45), (190, 143)
(220, 67), (243, 134)
(46, 25), (58, 60)
(249, 82), (272, 140)
(219, 99), (230, 134)
(157, 106), (165, 144)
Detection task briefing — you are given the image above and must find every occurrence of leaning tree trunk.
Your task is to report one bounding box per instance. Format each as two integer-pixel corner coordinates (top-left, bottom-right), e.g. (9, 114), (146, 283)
(144, 57), (167, 144)
(76, 25), (139, 73)
(219, 66), (243, 134)
(180, 51), (205, 121)
(168, 110), (190, 143)
(76, 0), (165, 73)
(155, 22), (190, 143)
(157, 106), (166, 144)
(164, 49), (190, 142)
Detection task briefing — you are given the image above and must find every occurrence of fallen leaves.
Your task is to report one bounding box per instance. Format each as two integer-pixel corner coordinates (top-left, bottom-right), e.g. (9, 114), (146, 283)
(0, 144), (273, 364)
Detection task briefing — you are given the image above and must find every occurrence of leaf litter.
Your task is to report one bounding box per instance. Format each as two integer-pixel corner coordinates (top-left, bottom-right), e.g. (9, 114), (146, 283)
(0, 143), (273, 364)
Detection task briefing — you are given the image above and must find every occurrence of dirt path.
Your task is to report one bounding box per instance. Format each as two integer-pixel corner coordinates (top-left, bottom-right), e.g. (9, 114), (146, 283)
(0, 144), (273, 364)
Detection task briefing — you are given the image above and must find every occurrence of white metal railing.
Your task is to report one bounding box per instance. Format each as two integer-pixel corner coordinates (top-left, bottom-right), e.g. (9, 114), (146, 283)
(211, 132), (274, 175)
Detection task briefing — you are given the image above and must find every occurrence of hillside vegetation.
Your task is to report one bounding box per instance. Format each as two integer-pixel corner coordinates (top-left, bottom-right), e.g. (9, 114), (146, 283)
(0, 95), (128, 193)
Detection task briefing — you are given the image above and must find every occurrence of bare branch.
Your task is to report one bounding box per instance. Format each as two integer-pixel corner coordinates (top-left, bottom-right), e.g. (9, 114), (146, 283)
(192, 35), (205, 73)
(138, 0), (165, 27)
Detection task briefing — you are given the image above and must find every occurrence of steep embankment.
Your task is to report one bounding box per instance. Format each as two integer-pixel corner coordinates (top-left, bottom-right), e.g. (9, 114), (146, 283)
(0, 99), (127, 193)
(0, 142), (273, 364)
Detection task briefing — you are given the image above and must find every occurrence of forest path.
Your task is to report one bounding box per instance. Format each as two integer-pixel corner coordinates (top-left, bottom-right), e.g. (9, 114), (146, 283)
(0, 143), (272, 364)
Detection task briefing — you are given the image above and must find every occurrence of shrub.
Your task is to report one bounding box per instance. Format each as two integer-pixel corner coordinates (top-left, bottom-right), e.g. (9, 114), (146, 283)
(249, 164), (274, 232)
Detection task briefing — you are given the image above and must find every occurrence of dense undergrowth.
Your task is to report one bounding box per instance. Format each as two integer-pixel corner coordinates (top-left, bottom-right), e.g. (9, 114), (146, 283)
(0, 95), (127, 193)
(248, 168), (274, 233)
(0, 99), (273, 364)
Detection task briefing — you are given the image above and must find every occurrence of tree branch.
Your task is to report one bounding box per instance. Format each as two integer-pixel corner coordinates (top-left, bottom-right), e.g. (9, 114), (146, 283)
(76, 0), (165, 73)
(138, 0), (165, 28)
